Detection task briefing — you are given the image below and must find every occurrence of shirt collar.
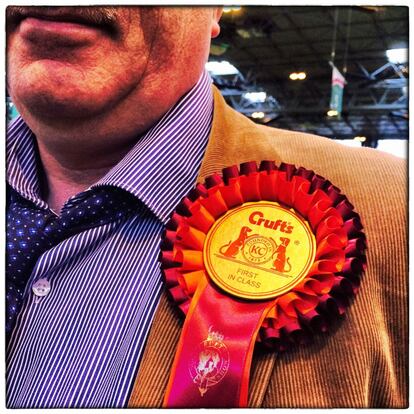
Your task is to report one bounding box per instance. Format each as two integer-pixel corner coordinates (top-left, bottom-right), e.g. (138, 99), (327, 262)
(7, 70), (213, 223)
(7, 116), (46, 209)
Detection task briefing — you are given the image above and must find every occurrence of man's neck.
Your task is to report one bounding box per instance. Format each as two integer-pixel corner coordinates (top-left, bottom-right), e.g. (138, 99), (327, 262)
(42, 167), (109, 214)
(37, 139), (131, 213)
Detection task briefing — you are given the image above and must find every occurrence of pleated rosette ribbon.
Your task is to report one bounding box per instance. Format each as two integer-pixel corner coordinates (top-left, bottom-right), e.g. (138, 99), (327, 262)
(161, 161), (366, 408)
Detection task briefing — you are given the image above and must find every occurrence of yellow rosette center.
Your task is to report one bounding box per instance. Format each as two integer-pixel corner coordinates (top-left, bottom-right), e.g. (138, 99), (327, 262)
(204, 201), (316, 300)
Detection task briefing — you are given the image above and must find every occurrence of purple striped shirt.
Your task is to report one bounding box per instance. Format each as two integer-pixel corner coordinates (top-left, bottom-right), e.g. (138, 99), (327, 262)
(6, 70), (213, 408)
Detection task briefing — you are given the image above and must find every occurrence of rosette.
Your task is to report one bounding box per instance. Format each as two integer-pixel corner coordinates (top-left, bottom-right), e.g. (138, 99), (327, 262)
(161, 160), (366, 352)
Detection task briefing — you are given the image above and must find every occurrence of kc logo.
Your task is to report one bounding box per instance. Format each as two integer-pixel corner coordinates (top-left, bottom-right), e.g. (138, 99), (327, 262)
(219, 228), (292, 274)
(242, 235), (276, 265)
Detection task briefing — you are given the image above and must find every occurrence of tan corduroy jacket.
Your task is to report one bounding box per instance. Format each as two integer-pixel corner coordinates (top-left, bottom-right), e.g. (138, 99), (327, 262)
(128, 87), (407, 408)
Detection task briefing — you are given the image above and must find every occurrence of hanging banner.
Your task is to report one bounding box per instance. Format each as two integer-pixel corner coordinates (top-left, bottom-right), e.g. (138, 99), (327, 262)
(329, 65), (346, 116)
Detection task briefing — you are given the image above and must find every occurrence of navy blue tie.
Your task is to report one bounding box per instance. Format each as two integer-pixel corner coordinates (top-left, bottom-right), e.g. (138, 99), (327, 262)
(6, 186), (136, 337)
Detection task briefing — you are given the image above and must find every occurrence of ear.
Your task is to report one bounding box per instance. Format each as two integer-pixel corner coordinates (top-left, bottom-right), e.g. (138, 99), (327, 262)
(211, 7), (223, 38)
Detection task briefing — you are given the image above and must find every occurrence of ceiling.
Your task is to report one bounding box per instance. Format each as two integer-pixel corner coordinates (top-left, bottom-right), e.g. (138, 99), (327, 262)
(209, 6), (408, 146)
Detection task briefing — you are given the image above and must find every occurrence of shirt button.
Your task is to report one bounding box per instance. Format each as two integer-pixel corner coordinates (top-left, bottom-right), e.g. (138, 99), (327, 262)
(32, 279), (51, 297)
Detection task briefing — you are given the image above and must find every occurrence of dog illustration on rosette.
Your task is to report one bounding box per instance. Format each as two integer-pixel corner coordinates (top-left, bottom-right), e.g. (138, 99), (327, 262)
(219, 226), (252, 258)
(272, 237), (292, 273)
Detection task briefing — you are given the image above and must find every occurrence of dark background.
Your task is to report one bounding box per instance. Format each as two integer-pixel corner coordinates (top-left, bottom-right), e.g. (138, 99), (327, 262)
(208, 6), (408, 156)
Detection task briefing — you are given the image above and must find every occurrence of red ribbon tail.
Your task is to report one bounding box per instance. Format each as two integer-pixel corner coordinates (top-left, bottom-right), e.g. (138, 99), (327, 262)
(164, 278), (275, 408)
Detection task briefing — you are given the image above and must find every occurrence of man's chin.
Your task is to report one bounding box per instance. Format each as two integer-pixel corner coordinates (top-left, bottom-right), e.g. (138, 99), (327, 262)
(11, 89), (112, 128)
(20, 97), (101, 122)
(10, 73), (114, 123)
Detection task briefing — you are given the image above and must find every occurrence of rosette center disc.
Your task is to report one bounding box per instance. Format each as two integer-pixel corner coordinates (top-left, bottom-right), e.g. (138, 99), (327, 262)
(204, 201), (316, 300)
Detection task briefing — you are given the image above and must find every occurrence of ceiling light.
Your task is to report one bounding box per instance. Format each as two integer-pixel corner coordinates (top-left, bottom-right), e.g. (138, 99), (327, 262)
(210, 43), (229, 56)
(236, 29), (251, 39)
(205, 61), (239, 76)
(251, 111), (265, 119)
(386, 48), (407, 64)
(327, 109), (339, 117)
(354, 136), (367, 142)
(244, 91), (267, 103)
(289, 72), (307, 81)
(359, 6), (385, 12)
(223, 6), (242, 13)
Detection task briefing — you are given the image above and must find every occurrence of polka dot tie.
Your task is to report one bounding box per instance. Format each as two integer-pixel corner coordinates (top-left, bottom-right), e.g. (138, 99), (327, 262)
(6, 186), (137, 337)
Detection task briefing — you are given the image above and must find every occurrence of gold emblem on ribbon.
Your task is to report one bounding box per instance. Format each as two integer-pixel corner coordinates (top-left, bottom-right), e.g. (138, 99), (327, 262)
(189, 327), (230, 396)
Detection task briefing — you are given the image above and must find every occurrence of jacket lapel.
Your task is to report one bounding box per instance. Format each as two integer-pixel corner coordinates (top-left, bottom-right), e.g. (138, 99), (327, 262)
(128, 87), (281, 407)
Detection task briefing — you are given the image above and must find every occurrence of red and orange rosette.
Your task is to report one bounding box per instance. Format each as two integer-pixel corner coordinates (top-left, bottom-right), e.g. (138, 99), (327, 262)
(161, 161), (366, 407)
(161, 161), (366, 350)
